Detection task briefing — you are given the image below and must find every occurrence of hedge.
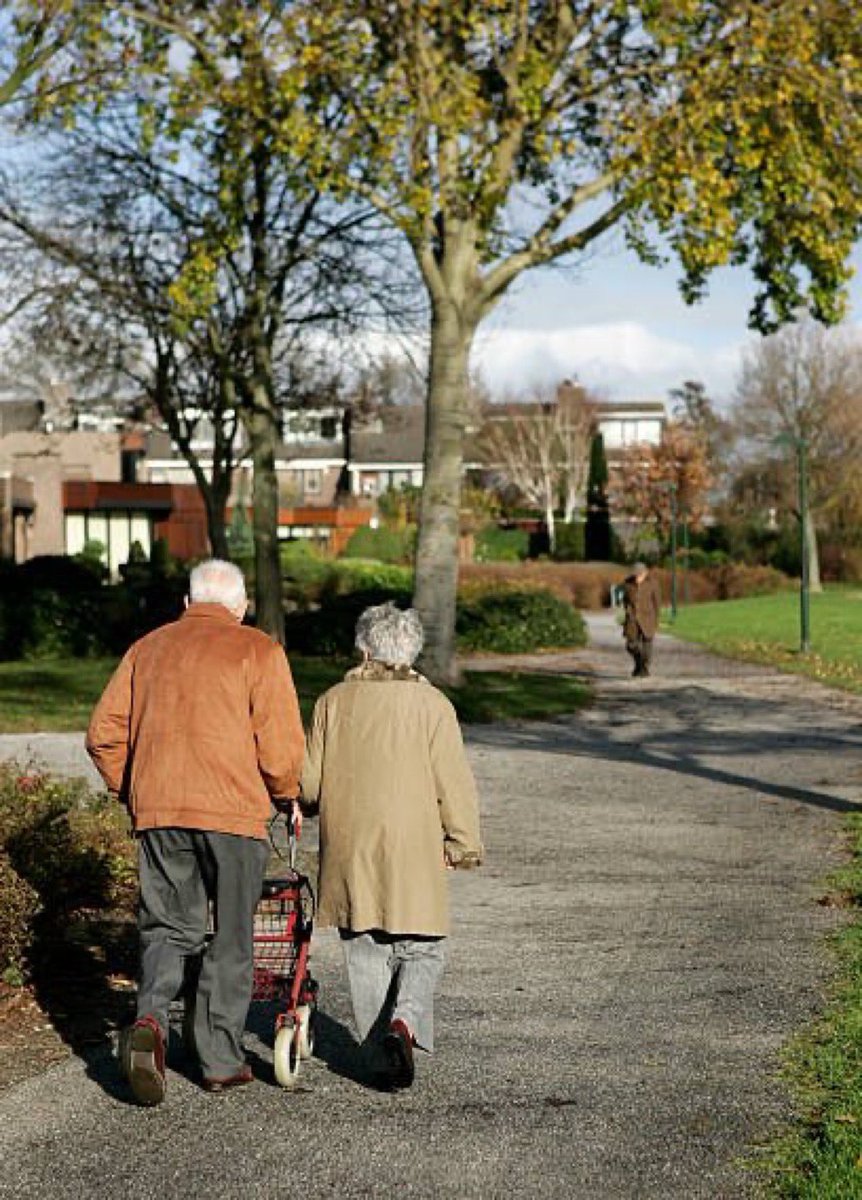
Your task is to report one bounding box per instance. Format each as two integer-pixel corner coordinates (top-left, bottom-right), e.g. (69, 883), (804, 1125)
(474, 525), (529, 563)
(459, 560), (793, 609)
(284, 583), (586, 657)
(342, 524), (415, 564)
(0, 554), (188, 662)
(456, 588), (587, 654)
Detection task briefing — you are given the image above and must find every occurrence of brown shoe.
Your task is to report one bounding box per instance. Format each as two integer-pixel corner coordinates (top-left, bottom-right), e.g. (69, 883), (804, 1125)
(127, 1015), (166, 1107)
(201, 1064), (254, 1094)
(383, 1020), (415, 1089)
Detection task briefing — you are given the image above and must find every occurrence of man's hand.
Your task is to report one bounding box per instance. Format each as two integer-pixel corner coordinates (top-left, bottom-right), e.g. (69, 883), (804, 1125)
(273, 797), (302, 837)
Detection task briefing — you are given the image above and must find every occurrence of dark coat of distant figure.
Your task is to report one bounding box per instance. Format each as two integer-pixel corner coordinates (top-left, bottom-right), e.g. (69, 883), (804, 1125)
(622, 569), (662, 677)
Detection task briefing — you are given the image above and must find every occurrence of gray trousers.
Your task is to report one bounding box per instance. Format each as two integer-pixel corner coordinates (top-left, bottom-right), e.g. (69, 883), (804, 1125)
(340, 930), (445, 1053)
(137, 828), (268, 1078)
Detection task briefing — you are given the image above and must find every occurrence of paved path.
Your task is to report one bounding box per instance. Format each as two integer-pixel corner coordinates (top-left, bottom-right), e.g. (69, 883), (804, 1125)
(1, 616), (860, 1199)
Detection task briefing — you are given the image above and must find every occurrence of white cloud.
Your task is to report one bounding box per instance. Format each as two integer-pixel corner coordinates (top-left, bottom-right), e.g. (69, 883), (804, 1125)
(471, 321), (746, 404)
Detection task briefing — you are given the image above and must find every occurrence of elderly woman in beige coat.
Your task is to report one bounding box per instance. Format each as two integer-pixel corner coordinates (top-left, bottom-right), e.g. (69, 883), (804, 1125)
(301, 602), (483, 1089)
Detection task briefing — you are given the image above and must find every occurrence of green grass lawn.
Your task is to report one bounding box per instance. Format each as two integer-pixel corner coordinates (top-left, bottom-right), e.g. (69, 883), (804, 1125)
(671, 590), (862, 1194)
(0, 655), (589, 732)
(762, 815), (862, 1198)
(670, 589), (862, 691)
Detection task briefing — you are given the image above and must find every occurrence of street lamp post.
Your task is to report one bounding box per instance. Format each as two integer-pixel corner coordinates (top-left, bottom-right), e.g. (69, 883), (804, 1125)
(797, 437), (811, 653)
(668, 482), (678, 623)
(775, 432), (811, 654)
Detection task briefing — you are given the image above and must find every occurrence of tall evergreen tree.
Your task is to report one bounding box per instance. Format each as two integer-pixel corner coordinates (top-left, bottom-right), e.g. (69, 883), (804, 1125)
(585, 434), (612, 563)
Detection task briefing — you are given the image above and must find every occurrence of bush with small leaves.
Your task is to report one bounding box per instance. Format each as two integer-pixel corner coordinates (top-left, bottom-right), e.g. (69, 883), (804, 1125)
(0, 849), (39, 984)
(456, 589), (587, 655)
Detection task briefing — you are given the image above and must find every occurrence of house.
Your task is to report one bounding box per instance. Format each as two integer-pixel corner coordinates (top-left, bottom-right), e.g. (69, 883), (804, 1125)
(595, 399), (666, 453)
(0, 400), (209, 574)
(1, 378), (669, 570)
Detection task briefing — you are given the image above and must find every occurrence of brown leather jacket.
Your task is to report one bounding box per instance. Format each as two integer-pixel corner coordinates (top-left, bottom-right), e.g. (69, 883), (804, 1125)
(622, 573), (662, 640)
(86, 604), (305, 840)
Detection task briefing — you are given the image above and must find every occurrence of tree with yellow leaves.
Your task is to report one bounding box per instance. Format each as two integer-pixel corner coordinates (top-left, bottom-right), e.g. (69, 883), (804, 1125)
(294, 0), (861, 679)
(7, 3), (861, 676)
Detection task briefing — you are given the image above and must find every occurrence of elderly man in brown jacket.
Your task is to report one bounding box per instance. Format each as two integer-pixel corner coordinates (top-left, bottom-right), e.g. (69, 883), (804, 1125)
(622, 561), (662, 677)
(87, 559), (304, 1105)
(302, 602), (483, 1089)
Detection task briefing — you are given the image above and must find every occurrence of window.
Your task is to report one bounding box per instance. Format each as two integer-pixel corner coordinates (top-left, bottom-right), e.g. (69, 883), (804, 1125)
(320, 415), (338, 440)
(598, 421), (622, 449)
(86, 514), (109, 558)
(621, 420), (639, 445)
(64, 513), (87, 556)
(109, 513), (131, 577)
(130, 515), (152, 556)
(303, 469), (322, 496)
(638, 419), (662, 445)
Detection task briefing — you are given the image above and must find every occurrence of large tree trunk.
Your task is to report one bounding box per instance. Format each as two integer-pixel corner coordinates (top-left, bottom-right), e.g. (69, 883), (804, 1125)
(413, 302), (474, 683)
(804, 508), (822, 593)
(204, 487), (230, 559)
(245, 396), (284, 642)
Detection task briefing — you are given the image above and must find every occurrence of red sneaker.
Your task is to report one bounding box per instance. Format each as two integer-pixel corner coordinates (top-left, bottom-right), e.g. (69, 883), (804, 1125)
(383, 1019), (415, 1089)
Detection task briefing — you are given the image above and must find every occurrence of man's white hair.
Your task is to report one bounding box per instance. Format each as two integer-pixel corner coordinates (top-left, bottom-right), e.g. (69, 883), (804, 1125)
(355, 602), (424, 666)
(189, 559), (247, 611)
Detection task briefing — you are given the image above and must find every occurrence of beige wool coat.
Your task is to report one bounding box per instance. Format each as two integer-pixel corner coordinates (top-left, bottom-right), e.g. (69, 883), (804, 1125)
(301, 663), (483, 937)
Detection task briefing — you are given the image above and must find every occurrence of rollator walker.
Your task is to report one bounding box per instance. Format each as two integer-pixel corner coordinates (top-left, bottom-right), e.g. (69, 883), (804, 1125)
(252, 808), (318, 1087)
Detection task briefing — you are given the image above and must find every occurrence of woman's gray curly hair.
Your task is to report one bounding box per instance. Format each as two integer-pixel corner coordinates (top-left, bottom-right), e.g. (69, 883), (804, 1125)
(355, 602), (424, 667)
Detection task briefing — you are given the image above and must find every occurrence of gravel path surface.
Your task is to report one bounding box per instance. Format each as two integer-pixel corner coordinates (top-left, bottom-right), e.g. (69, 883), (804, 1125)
(1, 614), (859, 1199)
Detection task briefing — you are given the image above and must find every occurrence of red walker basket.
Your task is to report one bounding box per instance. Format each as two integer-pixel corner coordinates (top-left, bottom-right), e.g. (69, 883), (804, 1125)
(252, 817), (318, 1086)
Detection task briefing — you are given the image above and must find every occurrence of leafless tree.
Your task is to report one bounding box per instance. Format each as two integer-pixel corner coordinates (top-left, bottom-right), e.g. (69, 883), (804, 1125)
(479, 383), (595, 551)
(734, 315), (862, 591)
(0, 104), (420, 622)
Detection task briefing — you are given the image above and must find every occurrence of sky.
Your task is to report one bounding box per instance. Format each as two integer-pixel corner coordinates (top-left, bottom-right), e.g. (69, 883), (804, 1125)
(472, 235), (862, 411)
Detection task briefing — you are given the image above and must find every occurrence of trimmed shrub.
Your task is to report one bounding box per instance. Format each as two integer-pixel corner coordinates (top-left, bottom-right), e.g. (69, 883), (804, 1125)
(0, 552), (189, 661)
(819, 543), (862, 584)
(683, 547), (730, 569)
(474, 525), (529, 562)
(284, 577), (585, 657)
(342, 525), (415, 564)
(281, 545), (413, 611)
(281, 540), (334, 608)
(460, 561), (628, 609)
(0, 557), (108, 660)
(284, 587), (412, 657)
(460, 559), (794, 608)
(457, 589), (587, 654)
(711, 563), (790, 600)
(552, 522), (586, 562)
(328, 559), (413, 595)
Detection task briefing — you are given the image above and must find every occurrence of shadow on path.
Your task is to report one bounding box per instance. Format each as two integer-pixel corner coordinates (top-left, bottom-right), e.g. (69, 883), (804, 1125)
(469, 679), (862, 816)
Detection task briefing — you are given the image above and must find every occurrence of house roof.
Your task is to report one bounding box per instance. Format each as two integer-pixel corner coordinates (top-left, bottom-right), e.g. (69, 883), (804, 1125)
(351, 405), (426, 464)
(0, 399), (41, 436)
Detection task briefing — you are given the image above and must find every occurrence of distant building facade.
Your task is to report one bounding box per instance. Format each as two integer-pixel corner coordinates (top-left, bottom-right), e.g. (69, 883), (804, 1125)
(1, 379), (667, 570)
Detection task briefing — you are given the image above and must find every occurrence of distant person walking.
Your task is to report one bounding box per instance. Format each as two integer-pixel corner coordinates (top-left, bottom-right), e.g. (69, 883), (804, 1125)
(301, 602), (483, 1090)
(622, 562), (662, 678)
(86, 559), (304, 1105)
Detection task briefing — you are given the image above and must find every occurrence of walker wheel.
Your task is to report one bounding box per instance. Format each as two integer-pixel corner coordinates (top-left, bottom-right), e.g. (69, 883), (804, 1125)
(273, 1023), (301, 1088)
(297, 1004), (315, 1060)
